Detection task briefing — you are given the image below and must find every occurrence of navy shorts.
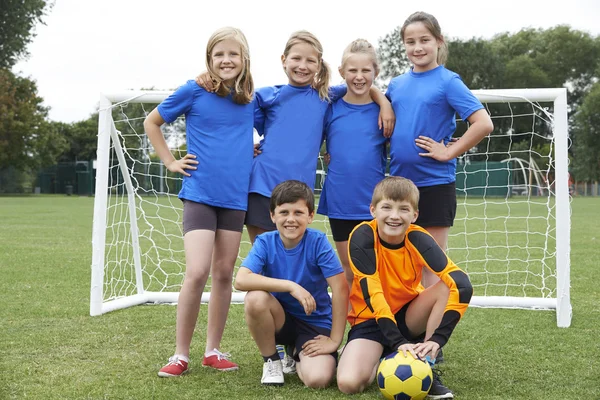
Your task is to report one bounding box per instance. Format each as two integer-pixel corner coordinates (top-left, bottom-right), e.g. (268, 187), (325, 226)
(244, 193), (276, 231)
(275, 311), (338, 363)
(182, 200), (245, 234)
(329, 218), (369, 242)
(415, 182), (457, 228)
(346, 300), (425, 358)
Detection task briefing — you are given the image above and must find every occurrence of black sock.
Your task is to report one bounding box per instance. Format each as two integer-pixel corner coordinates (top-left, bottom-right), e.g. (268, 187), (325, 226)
(262, 352), (280, 363)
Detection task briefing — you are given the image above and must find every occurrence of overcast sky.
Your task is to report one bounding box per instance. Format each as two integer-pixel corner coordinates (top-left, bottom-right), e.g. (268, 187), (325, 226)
(12, 0), (600, 123)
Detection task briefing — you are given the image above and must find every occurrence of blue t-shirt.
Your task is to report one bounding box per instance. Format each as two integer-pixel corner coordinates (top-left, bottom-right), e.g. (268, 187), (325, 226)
(157, 80), (254, 210)
(249, 84), (346, 197)
(385, 66), (483, 187)
(317, 99), (387, 219)
(242, 228), (343, 329)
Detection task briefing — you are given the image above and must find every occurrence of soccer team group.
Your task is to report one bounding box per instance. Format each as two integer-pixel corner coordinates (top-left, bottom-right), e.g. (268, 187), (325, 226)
(143, 10), (494, 399)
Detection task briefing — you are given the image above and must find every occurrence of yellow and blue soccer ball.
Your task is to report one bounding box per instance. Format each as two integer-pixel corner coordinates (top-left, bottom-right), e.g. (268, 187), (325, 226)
(376, 351), (433, 400)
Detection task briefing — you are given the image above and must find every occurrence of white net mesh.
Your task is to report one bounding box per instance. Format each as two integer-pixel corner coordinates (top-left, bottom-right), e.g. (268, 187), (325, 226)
(94, 90), (570, 314)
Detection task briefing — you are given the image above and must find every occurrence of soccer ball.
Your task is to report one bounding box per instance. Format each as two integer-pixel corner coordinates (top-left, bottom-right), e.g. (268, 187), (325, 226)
(376, 351), (433, 400)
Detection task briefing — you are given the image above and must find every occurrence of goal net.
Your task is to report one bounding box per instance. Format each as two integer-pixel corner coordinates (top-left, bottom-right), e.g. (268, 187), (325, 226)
(90, 89), (571, 327)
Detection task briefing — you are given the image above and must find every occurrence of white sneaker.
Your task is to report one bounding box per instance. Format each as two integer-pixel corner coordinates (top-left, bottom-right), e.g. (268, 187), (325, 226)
(261, 359), (284, 386)
(282, 354), (296, 374)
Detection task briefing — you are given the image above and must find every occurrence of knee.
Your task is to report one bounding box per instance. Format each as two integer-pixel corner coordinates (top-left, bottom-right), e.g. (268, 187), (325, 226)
(210, 261), (235, 284)
(183, 269), (209, 289)
(301, 369), (333, 389)
(244, 291), (270, 315)
(337, 372), (367, 394)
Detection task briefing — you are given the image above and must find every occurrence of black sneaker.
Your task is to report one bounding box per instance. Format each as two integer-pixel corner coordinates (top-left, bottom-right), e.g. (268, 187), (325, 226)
(427, 369), (454, 399)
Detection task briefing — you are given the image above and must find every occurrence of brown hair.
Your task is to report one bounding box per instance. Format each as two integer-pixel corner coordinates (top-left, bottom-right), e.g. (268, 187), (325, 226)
(340, 38), (380, 76)
(206, 27), (254, 104)
(282, 30), (331, 102)
(371, 177), (420, 210)
(400, 11), (448, 66)
(270, 180), (315, 214)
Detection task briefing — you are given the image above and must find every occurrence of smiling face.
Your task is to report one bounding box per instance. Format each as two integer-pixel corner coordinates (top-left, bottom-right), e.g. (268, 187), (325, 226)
(271, 199), (314, 249)
(403, 21), (442, 73)
(339, 53), (376, 103)
(370, 198), (419, 245)
(210, 38), (243, 86)
(281, 42), (320, 87)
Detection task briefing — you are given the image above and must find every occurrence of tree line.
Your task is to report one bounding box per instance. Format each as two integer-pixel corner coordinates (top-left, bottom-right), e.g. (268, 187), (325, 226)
(2, 1), (599, 193)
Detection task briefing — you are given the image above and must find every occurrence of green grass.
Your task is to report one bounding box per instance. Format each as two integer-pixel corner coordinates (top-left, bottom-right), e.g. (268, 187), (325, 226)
(1, 195), (599, 399)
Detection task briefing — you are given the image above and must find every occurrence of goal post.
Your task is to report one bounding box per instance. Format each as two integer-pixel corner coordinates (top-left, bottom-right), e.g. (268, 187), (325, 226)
(90, 88), (571, 328)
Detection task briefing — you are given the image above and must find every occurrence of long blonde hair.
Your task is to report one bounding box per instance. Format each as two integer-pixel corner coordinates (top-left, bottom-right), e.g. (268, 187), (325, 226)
(340, 38), (380, 77)
(206, 27), (254, 104)
(282, 30), (331, 102)
(400, 11), (448, 66)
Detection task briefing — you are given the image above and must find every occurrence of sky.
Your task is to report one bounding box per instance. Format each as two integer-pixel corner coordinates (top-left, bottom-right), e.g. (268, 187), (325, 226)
(12, 0), (600, 123)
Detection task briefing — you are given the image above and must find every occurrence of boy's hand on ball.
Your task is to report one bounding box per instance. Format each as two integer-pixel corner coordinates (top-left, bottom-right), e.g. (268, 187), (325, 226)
(398, 343), (419, 360)
(301, 335), (338, 357)
(413, 341), (440, 360)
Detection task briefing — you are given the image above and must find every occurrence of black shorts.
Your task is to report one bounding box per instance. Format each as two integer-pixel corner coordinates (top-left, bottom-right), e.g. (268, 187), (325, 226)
(182, 200), (246, 234)
(329, 218), (369, 242)
(415, 182), (457, 228)
(275, 311), (338, 363)
(346, 300), (425, 358)
(244, 193), (276, 231)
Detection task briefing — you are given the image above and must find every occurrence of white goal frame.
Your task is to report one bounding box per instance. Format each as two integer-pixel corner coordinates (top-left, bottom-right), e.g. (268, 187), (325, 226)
(90, 88), (571, 327)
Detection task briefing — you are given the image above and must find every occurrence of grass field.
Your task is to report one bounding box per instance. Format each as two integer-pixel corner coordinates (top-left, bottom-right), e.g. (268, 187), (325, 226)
(1, 195), (599, 399)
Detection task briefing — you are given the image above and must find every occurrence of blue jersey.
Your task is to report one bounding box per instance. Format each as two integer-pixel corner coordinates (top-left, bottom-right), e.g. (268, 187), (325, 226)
(242, 228), (343, 329)
(317, 99), (386, 219)
(386, 66), (483, 187)
(157, 80), (254, 210)
(249, 84), (346, 197)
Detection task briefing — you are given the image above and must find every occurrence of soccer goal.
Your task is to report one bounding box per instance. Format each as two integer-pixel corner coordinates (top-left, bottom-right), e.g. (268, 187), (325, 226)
(90, 88), (571, 328)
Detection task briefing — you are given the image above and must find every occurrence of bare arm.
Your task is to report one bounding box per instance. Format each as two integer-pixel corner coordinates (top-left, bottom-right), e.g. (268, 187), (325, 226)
(234, 267), (316, 315)
(326, 272), (349, 346)
(369, 86), (396, 138)
(415, 108), (494, 162)
(143, 109), (198, 176)
(301, 272), (349, 356)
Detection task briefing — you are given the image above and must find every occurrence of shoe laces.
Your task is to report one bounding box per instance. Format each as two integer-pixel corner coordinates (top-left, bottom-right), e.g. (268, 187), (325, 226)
(266, 359), (282, 375)
(432, 367), (445, 383)
(282, 355), (294, 367)
(167, 356), (185, 367)
(210, 349), (232, 361)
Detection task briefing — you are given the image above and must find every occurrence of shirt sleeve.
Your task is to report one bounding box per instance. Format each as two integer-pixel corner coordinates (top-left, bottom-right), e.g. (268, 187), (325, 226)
(328, 84), (347, 102)
(348, 224), (409, 348)
(445, 75), (484, 122)
(385, 78), (395, 101)
(241, 235), (268, 274)
(315, 232), (344, 278)
(157, 81), (195, 123)
(407, 230), (473, 347)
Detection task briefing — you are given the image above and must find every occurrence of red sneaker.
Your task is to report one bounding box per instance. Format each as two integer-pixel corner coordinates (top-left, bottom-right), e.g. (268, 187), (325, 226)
(202, 349), (239, 371)
(158, 356), (189, 377)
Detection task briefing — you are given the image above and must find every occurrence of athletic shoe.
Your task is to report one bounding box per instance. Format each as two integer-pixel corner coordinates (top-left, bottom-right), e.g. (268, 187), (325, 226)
(281, 354), (296, 374)
(158, 355), (189, 377)
(281, 344), (296, 374)
(261, 359), (284, 386)
(202, 349), (239, 371)
(427, 369), (454, 399)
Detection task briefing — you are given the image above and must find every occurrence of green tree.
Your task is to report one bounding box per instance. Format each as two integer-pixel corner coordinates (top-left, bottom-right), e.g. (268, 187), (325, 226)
(0, 0), (53, 68)
(446, 38), (504, 89)
(571, 82), (600, 181)
(376, 26), (410, 88)
(54, 114), (99, 162)
(0, 69), (67, 170)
